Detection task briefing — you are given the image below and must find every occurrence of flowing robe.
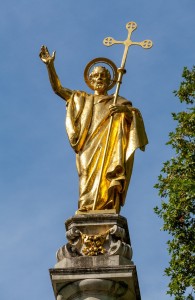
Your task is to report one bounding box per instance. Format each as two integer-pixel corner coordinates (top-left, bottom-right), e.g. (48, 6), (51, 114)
(66, 91), (148, 212)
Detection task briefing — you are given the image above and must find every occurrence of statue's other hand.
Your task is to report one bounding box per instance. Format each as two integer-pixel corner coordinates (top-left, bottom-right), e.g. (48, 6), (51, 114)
(109, 104), (132, 116)
(39, 45), (56, 65)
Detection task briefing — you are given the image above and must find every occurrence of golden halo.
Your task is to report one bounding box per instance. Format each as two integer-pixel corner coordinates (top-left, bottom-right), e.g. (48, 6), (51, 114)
(84, 57), (118, 91)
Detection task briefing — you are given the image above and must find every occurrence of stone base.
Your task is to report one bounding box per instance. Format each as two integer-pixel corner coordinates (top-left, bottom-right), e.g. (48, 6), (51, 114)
(50, 214), (141, 300)
(57, 214), (132, 260)
(50, 263), (141, 300)
(55, 254), (132, 269)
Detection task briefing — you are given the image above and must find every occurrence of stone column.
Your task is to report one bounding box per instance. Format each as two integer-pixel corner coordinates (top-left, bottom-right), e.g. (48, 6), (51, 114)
(50, 214), (141, 300)
(56, 278), (131, 300)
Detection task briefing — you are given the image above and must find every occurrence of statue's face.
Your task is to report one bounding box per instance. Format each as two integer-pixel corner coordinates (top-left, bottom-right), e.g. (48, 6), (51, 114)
(90, 67), (110, 94)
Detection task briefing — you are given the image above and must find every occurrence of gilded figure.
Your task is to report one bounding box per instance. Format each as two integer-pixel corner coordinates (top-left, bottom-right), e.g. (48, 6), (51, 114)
(39, 45), (148, 214)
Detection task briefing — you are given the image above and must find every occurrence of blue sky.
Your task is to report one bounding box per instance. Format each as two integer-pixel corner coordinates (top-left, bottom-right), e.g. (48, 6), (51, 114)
(0, 1), (194, 299)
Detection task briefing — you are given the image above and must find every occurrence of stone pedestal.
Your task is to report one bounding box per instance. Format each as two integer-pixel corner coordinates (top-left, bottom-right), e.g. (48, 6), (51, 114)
(50, 214), (141, 300)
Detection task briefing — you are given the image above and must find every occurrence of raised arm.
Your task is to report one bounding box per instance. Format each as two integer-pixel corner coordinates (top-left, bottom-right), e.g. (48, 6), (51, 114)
(39, 45), (72, 101)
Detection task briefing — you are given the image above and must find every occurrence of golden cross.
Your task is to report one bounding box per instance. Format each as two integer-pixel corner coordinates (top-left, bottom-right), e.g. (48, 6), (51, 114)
(103, 21), (153, 70)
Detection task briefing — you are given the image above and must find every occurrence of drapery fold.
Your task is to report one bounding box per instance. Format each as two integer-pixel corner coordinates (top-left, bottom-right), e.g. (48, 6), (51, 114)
(66, 91), (148, 212)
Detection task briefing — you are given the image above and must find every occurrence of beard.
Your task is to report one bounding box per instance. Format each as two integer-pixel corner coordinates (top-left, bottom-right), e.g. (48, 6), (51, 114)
(94, 81), (108, 92)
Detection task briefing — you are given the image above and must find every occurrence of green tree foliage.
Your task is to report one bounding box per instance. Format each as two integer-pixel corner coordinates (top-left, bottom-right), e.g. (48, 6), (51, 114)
(154, 66), (195, 300)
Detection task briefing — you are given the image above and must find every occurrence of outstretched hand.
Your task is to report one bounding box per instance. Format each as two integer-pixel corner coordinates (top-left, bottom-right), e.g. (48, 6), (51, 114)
(39, 45), (56, 65)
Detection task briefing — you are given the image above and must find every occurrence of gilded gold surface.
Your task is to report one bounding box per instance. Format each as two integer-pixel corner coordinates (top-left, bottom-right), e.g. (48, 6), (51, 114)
(81, 231), (109, 256)
(84, 57), (118, 91)
(103, 21), (153, 70)
(39, 21), (152, 214)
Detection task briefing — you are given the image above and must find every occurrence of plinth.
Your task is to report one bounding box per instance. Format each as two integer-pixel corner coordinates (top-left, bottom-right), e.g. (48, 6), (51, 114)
(50, 214), (141, 300)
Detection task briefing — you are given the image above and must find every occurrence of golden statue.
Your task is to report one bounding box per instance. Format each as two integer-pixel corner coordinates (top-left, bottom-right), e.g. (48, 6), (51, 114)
(39, 22), (152, 214)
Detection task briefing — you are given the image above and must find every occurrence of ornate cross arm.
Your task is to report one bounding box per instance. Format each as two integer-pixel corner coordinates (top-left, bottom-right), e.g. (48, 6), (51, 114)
(103, 21), (153, 71)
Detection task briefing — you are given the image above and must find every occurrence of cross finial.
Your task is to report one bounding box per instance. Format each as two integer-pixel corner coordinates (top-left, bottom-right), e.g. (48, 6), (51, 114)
(103, 21), (153, 69)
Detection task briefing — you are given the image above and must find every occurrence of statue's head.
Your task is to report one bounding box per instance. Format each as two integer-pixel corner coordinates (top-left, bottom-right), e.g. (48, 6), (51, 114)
(89, 66), (111, 94)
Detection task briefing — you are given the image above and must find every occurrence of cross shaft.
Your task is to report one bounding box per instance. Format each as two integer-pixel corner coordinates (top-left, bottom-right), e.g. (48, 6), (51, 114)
(92, 21), (152, 211)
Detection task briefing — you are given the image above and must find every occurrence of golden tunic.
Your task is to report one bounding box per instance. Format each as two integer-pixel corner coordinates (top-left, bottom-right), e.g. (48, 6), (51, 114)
(66, 91), (148, 212)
